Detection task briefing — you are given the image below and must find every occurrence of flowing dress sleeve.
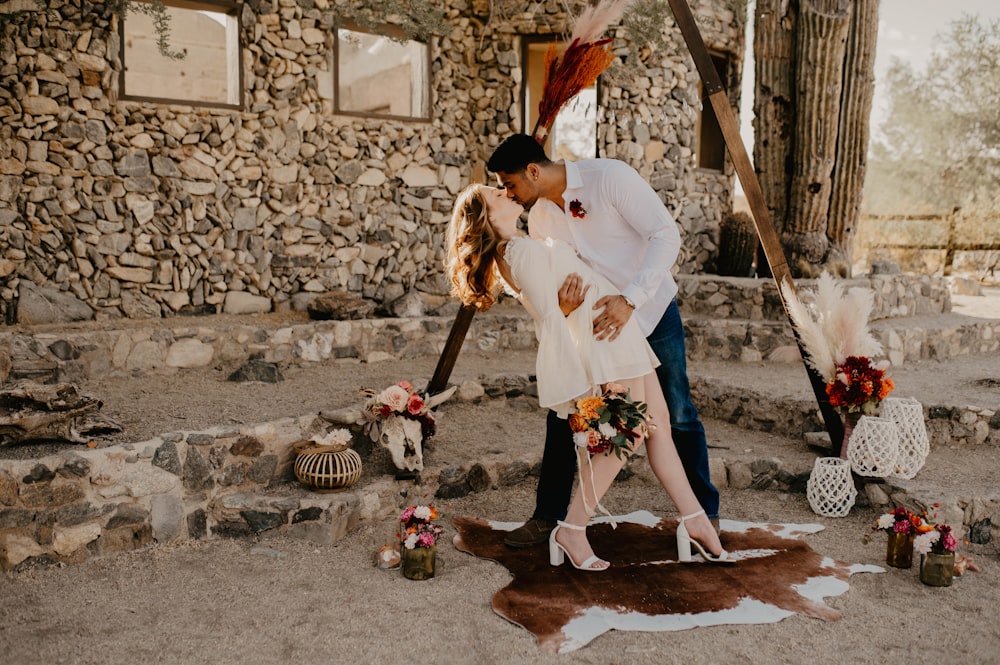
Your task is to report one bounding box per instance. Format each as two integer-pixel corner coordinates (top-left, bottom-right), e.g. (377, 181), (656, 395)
(504, 237), (591, 412)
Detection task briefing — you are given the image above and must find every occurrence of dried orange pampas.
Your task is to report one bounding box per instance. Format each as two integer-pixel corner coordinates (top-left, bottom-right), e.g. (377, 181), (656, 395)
(532, 0), (630, 142)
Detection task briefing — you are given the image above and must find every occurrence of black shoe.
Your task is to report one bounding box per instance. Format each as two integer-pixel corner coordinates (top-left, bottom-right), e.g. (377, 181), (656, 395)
(503, 518), (557, 548)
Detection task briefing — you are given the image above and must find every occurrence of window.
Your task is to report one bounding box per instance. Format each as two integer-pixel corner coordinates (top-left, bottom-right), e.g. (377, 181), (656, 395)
(523, 39), (598, 160)
(696, 51), (731, 171)
(121, 0), (241, 108)
(334, 24), (430, 121)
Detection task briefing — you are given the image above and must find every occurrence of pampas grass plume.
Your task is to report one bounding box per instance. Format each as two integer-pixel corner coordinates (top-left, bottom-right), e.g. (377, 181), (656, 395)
(780, 272), (883, 380)
(572, 0), (631, 43)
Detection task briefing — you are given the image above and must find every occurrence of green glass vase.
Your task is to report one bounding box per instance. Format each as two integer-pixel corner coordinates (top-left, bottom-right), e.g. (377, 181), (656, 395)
(919, 552), (955, 587)
(401, 544), (436, 580)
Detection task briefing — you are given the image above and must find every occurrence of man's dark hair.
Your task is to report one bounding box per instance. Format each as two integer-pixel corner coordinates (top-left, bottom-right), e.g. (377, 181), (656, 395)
(486, 133), (551, 174)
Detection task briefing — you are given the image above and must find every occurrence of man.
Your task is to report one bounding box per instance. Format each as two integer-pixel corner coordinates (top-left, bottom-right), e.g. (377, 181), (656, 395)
(486, 133), (720, 547)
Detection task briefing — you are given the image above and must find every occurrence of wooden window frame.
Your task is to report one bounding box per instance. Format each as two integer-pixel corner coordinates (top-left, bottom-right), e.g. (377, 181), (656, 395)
(333, 21), (432, 123)
(119, 0), (244, 110)
(519, 35), (600, 159)
(695, 50), (733, 172)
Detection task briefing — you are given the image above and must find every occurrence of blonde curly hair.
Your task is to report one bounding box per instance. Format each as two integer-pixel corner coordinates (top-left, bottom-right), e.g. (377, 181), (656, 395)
(446, 184), (504, 311)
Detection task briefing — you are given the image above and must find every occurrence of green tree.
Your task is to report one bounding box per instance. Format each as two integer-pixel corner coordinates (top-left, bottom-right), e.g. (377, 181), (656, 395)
(864, 15), (1000, 216)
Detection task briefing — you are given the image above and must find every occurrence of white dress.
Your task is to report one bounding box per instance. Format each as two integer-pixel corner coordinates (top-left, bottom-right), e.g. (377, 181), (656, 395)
(504, 236), (660, 416)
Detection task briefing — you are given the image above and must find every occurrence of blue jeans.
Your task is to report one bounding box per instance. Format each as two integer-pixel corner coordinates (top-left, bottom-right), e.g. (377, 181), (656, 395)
(532, 299), (720, 521)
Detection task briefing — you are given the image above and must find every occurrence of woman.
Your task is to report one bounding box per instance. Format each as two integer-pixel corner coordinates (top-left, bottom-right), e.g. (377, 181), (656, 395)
(446, 184), (728, 571)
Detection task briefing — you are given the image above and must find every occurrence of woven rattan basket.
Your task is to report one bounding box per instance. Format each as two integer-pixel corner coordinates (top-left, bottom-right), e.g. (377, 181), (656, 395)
(293, 441), (363, 492)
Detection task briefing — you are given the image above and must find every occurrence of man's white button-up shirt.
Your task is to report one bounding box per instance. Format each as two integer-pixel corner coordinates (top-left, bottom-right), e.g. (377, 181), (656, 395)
(527, 159), (682, 335)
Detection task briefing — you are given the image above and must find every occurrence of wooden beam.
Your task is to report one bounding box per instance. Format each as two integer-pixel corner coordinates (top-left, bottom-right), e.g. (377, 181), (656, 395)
(666, 0), (844, 449)
(427, 304), (476, 394)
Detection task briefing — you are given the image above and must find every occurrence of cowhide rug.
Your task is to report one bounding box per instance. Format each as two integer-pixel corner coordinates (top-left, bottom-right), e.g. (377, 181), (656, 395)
(452, 510), (882, 654)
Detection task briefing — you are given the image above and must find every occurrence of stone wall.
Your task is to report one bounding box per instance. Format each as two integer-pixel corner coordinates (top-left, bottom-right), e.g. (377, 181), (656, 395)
(2, 273), (980, 386)
(0, 414), (415, 570)
(0, 0), (745, 325)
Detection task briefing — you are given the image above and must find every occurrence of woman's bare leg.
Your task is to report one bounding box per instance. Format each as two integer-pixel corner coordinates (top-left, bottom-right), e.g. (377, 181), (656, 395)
(641, 373), (725, 556)
(555, 377), (645, 568)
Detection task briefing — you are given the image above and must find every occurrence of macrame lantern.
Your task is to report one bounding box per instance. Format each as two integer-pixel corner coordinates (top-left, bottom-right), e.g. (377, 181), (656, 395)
(846, 415), (900, 478)
(807, 457), (857, 517)
(881, 396), (929, 479)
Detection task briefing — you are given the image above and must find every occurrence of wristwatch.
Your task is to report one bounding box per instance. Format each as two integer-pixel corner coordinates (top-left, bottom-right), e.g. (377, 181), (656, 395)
(622, 295), (636, 309)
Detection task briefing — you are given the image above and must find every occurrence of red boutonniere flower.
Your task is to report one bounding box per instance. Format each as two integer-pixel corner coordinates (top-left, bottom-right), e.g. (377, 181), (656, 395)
(569, 199), (587, 219)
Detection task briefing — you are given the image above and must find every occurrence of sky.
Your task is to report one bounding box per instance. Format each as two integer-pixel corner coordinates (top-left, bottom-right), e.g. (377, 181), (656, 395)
(738, 0), (1000, 155)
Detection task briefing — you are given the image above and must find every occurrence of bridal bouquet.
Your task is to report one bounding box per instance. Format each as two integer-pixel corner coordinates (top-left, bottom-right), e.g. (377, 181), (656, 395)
(568, 383), (649, 459)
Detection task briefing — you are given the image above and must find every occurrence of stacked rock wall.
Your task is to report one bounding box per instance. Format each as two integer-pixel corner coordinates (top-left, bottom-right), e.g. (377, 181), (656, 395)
(0, 0), (744, 324)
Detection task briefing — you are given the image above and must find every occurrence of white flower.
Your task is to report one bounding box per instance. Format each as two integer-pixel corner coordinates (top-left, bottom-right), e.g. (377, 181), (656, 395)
(312, 428), (352, 447)
(573, 432), (590, 448)
(876, 514), (894, 530)
(403, 533), (419, 549)
(913, 531), (939, 555)
(414, 505), (432, 521)
(598, 422), (617, 439)
(378, 385), (410, 412)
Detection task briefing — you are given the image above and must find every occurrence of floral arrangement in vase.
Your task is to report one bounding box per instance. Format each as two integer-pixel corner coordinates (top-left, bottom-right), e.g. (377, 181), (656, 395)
(781, 272), (895, 453)
(826, 356), (895, 416)
(914, 522), (957, 556)
(568, 383), (649, 459)
(362, 380), (437, 473)
(863, 505), (923, 568)
(863, 505), (922, 543)
(398, 504), (444, 550)
(397, 504), (443, 580)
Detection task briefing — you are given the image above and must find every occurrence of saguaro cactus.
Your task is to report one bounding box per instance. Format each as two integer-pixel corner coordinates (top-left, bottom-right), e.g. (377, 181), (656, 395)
(717, 211), (758, 277)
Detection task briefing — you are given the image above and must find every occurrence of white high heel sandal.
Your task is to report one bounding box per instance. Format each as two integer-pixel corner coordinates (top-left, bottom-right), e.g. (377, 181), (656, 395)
(676, 509), (732, 565)
(549, 521), (609, 571)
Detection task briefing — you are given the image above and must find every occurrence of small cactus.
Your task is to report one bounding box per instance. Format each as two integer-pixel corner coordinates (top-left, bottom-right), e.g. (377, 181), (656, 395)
(717, 211), (757, 277)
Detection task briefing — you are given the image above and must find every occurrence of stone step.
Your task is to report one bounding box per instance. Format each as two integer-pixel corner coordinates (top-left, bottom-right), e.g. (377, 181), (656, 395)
(689, 355), (1000, 449)
(683, 312), (1000, 363)
(675, 273), (952, 322)
(4, 304), (998, 387)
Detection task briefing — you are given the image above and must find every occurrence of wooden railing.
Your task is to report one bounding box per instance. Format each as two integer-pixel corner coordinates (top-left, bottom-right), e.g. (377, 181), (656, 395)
(855, 213), (1000, 278)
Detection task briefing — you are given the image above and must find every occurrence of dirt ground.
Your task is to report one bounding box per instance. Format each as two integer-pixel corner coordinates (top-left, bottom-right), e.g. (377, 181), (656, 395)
(1, 485), (997, 665)
(1, 290), (998, 664)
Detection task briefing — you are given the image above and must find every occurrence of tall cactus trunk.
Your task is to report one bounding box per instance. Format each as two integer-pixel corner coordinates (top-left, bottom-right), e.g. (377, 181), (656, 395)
(752, 0), (797, 277)
(827, 0), (879, 273)
(783, 0), (851, 272)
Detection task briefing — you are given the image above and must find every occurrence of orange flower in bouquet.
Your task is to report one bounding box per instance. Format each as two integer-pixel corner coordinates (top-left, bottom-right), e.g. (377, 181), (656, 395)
(826, 356), (895, 415)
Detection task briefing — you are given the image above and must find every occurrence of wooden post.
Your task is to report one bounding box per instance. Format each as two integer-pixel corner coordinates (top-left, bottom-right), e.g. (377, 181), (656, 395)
(427, 304), (476, 394)
(666, 0), (844, 448)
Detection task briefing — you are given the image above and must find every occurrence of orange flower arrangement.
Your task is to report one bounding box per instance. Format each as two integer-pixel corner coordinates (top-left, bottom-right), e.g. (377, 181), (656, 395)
(568, 384), (649, 459)
(825, 356), (895, 415)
